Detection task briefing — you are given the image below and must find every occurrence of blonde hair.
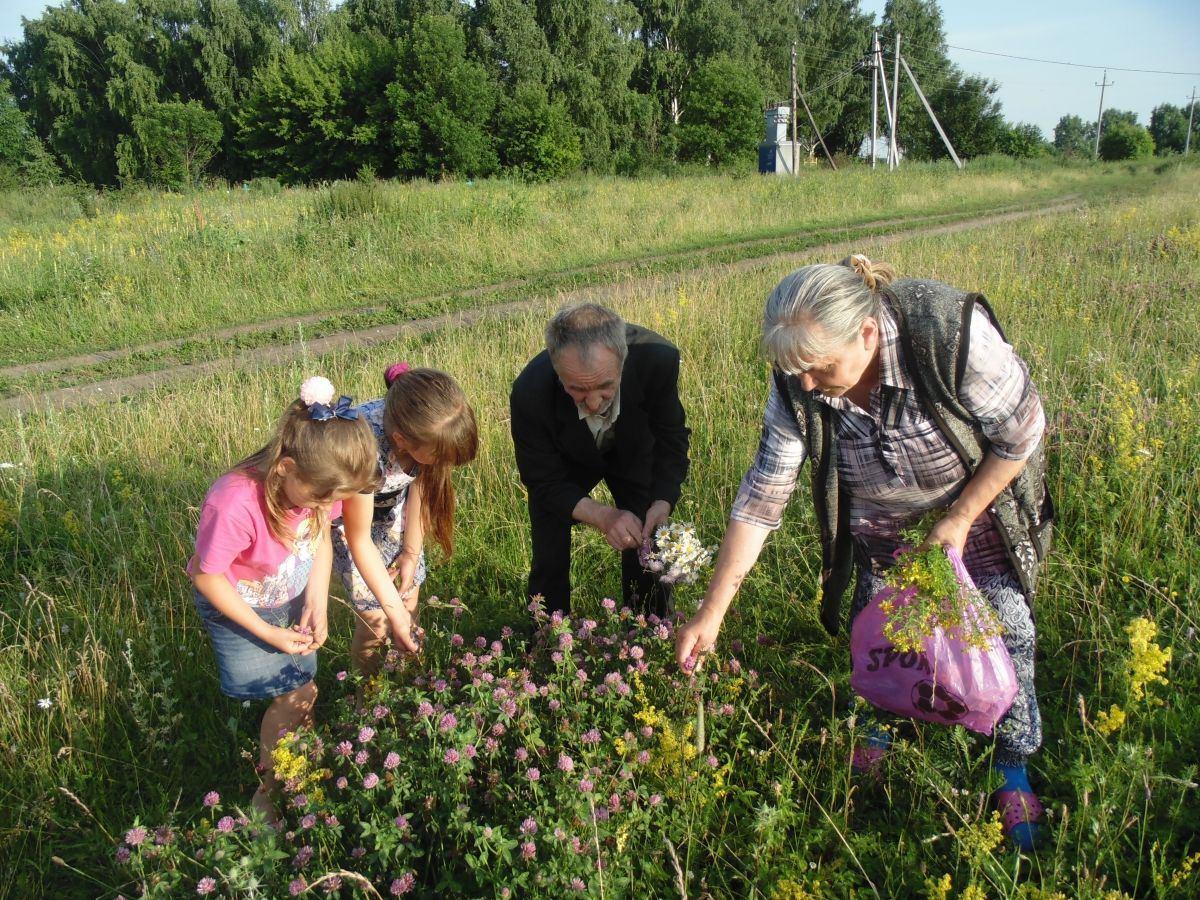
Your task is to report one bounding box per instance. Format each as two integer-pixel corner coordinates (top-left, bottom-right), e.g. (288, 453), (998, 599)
(236, 400), (380, 547)
(382, 367), (479, 558)
(761, 255), (896, 373)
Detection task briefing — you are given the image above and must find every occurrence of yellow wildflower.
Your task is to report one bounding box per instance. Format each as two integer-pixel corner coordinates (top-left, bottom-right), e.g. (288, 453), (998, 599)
(923, 873), (952, 900)
(962, 885), (988, 900)
(1095, 704), (1126, 736)
(959, 811), (1005, 867)
(1125, 617), (1171, 702)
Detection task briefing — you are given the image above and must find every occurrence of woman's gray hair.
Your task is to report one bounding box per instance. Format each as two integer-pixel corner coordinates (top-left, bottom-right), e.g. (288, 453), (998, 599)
(762, 256), (895, 373)
(545, 302), (628, 366)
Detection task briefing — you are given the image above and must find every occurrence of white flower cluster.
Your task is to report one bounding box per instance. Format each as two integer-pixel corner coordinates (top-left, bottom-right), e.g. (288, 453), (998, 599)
(640, 521), (716, 585)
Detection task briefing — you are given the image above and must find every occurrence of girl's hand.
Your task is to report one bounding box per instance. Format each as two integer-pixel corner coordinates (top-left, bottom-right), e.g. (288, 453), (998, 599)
(264, 624), (315, 655)
(674, 604), (724, 670)
(392, 550), (420, 603)
(298, 603), (329, 650)
(387, 605), (422, 655)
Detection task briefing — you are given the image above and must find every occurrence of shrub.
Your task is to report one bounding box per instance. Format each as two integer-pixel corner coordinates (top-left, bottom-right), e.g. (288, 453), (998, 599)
(676, 57), (762, 167)
(497, 85), (583, 182)
(1099, 122), (1155, 161)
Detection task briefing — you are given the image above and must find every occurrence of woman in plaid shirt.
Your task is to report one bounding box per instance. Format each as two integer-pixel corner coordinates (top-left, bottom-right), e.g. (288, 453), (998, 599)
(675, 255), (1049, 851)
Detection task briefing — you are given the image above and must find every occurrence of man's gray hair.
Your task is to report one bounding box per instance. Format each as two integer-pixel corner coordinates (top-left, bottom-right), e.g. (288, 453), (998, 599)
(545, 302), (628, 365)
(762, 262), (887, 373)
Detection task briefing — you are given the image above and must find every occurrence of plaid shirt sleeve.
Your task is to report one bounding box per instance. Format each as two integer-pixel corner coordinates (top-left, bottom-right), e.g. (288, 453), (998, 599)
(730, 378), (809, 529)
(958, 311), (1046, 461)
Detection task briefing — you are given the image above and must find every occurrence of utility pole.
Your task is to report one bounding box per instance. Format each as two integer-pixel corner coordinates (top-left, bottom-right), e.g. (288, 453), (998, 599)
(1186, 87), (1197, 156)
(876, 37), (896, 169)
(791, 41), (799, 175)
(798, 83), (838, 170)
(891, 33), (901, 169)
(870, 30), (879, 168)
(1093, 70), (1113, 159)
(899, 55), (962, 169)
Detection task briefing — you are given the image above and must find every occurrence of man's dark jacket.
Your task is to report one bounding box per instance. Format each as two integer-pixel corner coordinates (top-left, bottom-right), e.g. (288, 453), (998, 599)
(510, 324), (690, 521)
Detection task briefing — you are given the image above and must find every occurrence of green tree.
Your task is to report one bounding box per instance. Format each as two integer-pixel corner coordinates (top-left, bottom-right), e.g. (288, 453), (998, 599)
(1100, 108), (1138, 131)
(537, 0), (650, 172)
(877, 0), (1003, 161)
(2, 0), (313, 185)
(676, 55), (761, 166)
(1149, 103), (1194, 155)
(1098, 120), (1154, 160)
(0, 80), (59, 187)
(998, 121), (1048, 158)
(236, 30), (399, 183)
(929, 72), (1004, 159)
(117, 100), (222, 188)
(1053, 113), (1090, 156)
(388, 14), (499, 178)
(497, 83), (582, 179)
(471, 0), (556, 90)
(794, 0), (872, 157)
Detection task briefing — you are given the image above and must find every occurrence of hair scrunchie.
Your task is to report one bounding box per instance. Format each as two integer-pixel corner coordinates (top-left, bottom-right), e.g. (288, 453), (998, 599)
(384, 362), (411, 388)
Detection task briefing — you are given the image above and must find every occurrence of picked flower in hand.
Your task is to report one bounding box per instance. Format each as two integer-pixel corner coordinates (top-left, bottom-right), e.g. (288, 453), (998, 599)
(640, 521), (716, 585)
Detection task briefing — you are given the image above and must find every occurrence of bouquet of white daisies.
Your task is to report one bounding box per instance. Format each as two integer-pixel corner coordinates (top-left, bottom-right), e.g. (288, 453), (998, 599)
(639, 521), (716, 585)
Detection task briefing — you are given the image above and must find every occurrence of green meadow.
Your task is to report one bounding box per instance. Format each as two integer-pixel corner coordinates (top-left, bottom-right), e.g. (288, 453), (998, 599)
(0, 161), (1197, 896)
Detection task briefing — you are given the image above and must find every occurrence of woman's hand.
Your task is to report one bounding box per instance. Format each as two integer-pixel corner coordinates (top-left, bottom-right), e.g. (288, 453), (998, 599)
(264, 624), (315, 655)
(922, 511), (973, 556)
(674, 604), (725, 670)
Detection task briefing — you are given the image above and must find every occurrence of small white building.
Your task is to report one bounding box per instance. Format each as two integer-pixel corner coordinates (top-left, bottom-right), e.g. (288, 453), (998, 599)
(759, 106), (801, 175)
(857, 134), (904, 163)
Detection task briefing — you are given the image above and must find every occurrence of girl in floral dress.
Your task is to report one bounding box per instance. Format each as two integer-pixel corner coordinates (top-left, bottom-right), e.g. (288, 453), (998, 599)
(332, 364), (479, 674)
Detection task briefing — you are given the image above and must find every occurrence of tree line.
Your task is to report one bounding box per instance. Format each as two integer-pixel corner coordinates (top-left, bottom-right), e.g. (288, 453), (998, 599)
(0, 0), (1195, 189)
(1053, 106), (1197, 162)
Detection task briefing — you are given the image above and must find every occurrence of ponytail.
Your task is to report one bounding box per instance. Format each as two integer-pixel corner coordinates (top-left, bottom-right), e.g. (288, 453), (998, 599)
(840, 253), (896, 292)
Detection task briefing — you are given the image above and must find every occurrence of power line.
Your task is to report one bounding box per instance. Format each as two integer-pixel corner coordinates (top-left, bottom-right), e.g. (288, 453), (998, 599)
(944, 43), (1200, 77)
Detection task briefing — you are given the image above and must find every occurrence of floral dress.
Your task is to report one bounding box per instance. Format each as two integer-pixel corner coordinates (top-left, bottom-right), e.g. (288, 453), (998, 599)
(331, 398), (427, 612)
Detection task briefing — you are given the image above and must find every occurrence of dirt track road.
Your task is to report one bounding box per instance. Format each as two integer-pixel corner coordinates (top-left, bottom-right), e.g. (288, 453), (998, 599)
(1, 197), (1081, 416)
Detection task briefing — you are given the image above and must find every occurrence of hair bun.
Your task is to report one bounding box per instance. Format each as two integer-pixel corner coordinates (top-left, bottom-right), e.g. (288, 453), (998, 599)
(384, 362), (411, 388)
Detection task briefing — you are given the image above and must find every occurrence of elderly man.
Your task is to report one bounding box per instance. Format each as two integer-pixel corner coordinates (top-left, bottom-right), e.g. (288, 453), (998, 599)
(510, 302), (690, 615)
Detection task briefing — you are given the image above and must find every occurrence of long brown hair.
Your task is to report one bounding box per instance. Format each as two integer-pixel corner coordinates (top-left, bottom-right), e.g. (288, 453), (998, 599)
(382, 367), (479, 557)
(236, 399), (380, 547)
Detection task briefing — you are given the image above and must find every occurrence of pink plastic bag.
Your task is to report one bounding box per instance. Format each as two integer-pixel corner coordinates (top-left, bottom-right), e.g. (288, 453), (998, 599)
(849, 548), (1018, 735)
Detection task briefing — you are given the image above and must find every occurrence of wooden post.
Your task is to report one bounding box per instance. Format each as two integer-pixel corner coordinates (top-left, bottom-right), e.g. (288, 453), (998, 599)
(891, 32), (901, 169)
(791, 41), (799, 175)
(899, 54), (962, 169)
(870, 30), (879, 168)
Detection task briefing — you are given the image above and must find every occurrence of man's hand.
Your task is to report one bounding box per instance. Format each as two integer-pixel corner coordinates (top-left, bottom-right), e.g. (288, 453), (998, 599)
(601, 508), (645, 552)
(641, 500), (671, 545)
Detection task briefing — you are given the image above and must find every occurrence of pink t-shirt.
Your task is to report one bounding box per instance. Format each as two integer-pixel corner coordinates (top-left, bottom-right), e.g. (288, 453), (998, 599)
(190, 470), (342, 609)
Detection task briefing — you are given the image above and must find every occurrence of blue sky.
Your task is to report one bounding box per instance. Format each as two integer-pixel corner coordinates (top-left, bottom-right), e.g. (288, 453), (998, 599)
(2, 0), (1197, 138)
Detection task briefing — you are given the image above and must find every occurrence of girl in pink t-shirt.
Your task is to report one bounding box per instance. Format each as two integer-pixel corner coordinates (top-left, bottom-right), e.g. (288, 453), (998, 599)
(190, 376), (379, 822)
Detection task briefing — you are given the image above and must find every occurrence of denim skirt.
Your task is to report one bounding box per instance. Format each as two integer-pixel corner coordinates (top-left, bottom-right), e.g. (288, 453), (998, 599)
(193, 590), (317, 700)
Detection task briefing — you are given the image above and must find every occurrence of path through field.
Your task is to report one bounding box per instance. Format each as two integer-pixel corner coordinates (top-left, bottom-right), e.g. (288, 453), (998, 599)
(0, 197), (1080, 415)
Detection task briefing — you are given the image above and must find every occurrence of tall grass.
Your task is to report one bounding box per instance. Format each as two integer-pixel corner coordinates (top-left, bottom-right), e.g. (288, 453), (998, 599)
(0, 158), (1179, 367)
(0, 170), (1197, 896)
